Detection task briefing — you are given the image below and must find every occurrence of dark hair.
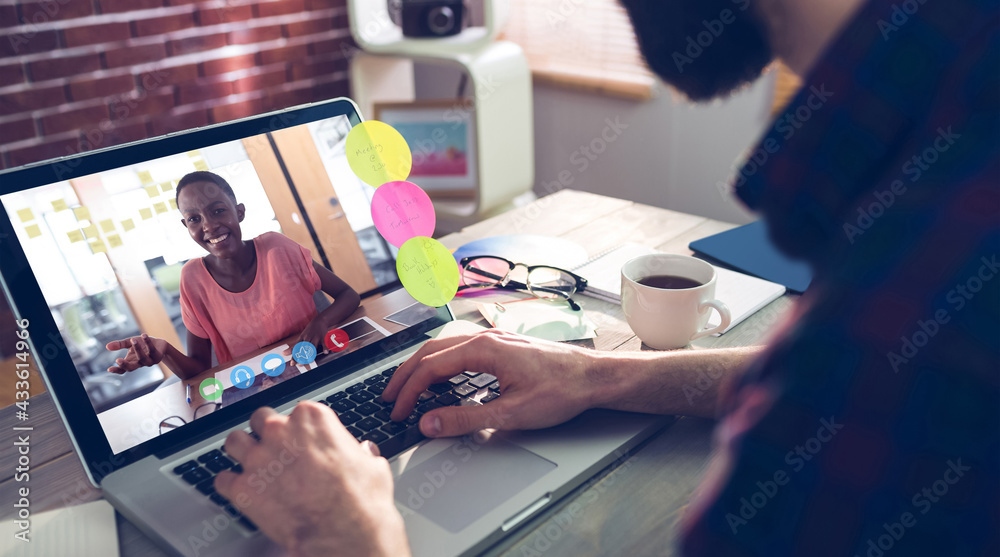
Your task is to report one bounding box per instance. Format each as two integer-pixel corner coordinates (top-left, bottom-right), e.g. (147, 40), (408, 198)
(176, 171), (237, 205)
(619, 0), (773, 101)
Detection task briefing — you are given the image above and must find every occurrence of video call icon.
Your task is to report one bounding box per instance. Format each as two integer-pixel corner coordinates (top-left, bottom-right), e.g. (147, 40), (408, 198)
(231, 365), (255, 389)
(325, 328), (350, 352)
(200, 378), (223, 401)
(261, 354), (286, 377)
(292, 341), (317, 365)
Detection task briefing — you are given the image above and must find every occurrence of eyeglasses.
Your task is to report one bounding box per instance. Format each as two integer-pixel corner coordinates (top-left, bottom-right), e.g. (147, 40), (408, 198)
(159, 402), (220, 435)
(458, 255), (588, 311)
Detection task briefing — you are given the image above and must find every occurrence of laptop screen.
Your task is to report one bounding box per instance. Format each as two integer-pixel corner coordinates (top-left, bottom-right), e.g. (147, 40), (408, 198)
(0, 100), (449, 471)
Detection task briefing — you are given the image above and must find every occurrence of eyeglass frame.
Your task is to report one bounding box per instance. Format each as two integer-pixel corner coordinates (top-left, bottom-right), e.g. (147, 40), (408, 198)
(159, 402), (221, 435)
(457, 255), (588, 311)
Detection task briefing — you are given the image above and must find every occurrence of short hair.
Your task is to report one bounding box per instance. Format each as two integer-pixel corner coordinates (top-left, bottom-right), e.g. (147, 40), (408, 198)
(176, 171), (237, 205)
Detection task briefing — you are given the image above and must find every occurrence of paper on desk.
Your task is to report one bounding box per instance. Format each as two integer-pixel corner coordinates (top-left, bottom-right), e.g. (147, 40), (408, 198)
(477, 300), (597, 342)
(1, 499), (119, 557)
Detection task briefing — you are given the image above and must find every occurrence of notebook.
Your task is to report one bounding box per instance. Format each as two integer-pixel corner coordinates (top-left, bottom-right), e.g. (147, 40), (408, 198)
(689, 221), (813, 293)
(573, 243), (786, 335)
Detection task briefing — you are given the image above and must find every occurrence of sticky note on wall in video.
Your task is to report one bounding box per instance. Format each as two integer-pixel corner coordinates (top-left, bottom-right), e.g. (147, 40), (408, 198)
(139, 208), (153, 220)
(193, 159), (209, 172)
(160, 181), (173, 192)
(371, 181), (435, 247)
(106, 234), (123, 248)
(99, 219), (115, 233)
(121, 219), (135, 232)
(82, 224), (99, 239)
(345, 121), (412, 187)
(153, 202), (168, 214)
(144, 185), (159, 198)
(25, 224), (41, 238)
(17, 208), (33, 222)
(168, 199), (178, 210)
(396, 237), (459, 307)
(89, 239), (107, 254)
(73, 206), (91, 221)
(51, 199), (69, 212)
(67, 230), (85, 243)
(137, 170), (153, 185)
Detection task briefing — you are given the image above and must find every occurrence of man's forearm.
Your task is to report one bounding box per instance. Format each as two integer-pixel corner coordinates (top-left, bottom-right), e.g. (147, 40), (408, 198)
(587, 346), (765, 419)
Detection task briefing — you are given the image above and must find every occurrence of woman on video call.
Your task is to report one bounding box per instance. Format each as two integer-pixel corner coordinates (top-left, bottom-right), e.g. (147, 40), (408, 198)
(104, 171), (361, 380)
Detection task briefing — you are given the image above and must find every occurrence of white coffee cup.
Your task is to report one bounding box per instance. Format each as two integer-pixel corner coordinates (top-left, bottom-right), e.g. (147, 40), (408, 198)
(621, 254), (732, 350)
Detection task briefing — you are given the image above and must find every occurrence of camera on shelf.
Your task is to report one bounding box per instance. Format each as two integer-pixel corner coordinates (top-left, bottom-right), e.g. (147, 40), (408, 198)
(390, 0), (465, 38)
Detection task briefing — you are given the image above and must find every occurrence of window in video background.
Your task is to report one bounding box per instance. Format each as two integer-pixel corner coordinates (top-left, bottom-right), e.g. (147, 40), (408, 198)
(1, 115), (397, 416)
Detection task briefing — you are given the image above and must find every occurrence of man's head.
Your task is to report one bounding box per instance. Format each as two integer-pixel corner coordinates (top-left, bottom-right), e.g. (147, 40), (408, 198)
(176, 171), (246, 259)
(619, 0), (774, 101)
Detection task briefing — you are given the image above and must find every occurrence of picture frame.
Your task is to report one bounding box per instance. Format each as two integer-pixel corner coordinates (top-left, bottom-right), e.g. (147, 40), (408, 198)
(373, 99), (477, 199)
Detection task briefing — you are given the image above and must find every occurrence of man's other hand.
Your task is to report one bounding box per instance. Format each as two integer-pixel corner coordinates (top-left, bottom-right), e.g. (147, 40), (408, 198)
(382, 329), (600, 438)
(215, 402), (410, 557)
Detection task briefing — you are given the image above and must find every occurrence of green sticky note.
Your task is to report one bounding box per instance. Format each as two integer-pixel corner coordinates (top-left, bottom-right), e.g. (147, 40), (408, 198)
(25, 224), (41, 238)
(17, 208), (34, 222)
(396, 237), (459, 307)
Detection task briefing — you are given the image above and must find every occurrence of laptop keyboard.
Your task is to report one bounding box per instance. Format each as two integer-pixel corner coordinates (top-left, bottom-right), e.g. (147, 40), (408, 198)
(170, 365), (501, 532)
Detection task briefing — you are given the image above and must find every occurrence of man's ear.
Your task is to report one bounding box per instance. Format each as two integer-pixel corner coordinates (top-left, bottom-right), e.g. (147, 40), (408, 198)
(179, 217), (187, 228)
(237, 203), (246, 222)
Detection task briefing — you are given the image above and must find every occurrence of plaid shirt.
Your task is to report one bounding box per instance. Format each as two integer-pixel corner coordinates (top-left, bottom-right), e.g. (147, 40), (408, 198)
(681, 0), (999, 556)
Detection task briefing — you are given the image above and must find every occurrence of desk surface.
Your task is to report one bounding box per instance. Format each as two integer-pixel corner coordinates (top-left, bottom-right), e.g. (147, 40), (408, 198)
(0, 189), (795, 557)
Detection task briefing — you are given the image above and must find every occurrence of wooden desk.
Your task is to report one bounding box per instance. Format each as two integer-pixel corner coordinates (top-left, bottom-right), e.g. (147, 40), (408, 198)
(0, 190), (796, 556)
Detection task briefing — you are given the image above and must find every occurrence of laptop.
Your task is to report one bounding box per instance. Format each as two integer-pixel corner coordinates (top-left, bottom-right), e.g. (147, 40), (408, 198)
(0, 98), (672, 556)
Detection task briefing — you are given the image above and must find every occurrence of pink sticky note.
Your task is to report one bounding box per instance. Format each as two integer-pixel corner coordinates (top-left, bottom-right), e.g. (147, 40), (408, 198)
(371, 181), (436, 247)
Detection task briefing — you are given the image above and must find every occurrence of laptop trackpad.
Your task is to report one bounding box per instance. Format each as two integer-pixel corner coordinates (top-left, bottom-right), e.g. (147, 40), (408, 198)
(395, 436), (557, 533)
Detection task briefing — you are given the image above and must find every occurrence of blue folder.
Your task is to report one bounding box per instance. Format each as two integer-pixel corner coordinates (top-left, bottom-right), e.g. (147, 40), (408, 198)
(689, 221), (813, 293)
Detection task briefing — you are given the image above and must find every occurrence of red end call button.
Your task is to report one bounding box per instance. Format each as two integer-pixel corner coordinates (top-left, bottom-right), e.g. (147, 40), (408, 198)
(324, 328), (350, 352)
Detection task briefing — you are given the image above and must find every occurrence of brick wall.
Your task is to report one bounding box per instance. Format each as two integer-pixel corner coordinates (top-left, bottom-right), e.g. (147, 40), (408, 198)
(0, 0), (355, 170)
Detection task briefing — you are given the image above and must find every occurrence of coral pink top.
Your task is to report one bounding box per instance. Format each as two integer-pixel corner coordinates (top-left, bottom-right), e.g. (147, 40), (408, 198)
(179, 232), (321, 365)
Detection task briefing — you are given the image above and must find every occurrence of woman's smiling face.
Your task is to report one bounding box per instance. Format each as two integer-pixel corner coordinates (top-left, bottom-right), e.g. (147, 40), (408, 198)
(177, 180), (246, 259)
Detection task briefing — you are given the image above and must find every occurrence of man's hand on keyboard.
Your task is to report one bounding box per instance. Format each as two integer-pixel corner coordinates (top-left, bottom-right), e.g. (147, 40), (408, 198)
(215, 402), (411, 557)
(383, 329), (600, 438)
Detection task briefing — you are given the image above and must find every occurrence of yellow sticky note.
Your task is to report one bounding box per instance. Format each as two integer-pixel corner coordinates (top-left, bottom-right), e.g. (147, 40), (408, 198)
(106, 234), (123, 248)
(89, 239), (107, 254)
(193, 159), (209, 172)
(168, 198), (178, 210)
(153, 202), (167, 214)
(144, 185), (159, 198)
(137, 170), (154, 185)
(73, 206), (90, 221)
(396, 237), (459, 307)
(345, 121), (412, 187)
(121, 219), (135, 232)
(25, 224), (41, 238)
(51, 199), (69, 212)
(186, 150), (201, 158)
(160, 181), (173, 192)
(139, 208), (153, 220)
(82, 224), (99, 239)
(99, 219), (115, 233)
(17, 208), (34, 222)
(67, 230), (84, 243)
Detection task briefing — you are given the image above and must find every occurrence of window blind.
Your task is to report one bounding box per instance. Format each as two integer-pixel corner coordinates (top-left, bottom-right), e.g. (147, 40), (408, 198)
(501, 0), (656, 100)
